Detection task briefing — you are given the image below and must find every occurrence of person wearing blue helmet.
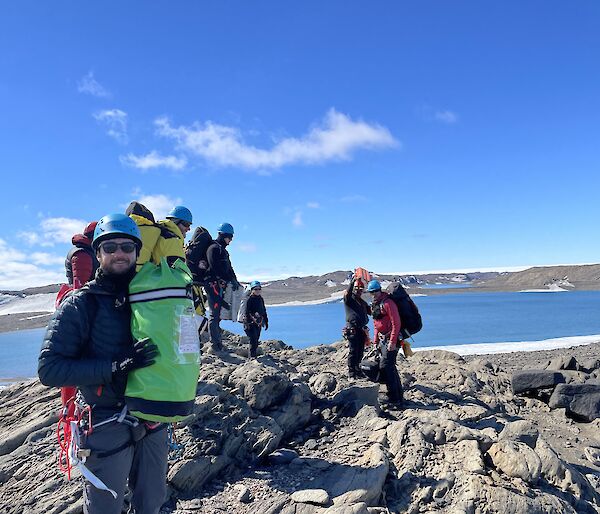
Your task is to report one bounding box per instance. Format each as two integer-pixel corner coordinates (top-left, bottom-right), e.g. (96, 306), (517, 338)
(242, 281), (269, 358)
(368, 278), (404, 409)
(205, 222), (240, 351)
(39, 213), (168, 514)
(165, 205), (193, 238)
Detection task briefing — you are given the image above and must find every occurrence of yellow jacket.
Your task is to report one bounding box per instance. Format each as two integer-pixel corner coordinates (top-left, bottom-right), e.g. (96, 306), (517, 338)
(129, 213), (161, 272)
(152, 219), (185, 265)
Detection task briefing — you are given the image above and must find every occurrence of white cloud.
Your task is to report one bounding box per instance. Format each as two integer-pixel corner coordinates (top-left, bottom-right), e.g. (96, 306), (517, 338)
(237, 242), (257, 253)
(18, 217), (87, 247)
(77, 71), (110, 98)
(292, 211), (303, 228)
(41, 217), (88, 246)
(94, 109), (128, 144)
(154, 108), (398, 170)
(307, 202), (320, 209)
(434, 110), (459, 124)
(128, 193), (182, 220)
(31, 252), (66, 266)
(0, 239), (65, 290)
(120, 151), (187, 170)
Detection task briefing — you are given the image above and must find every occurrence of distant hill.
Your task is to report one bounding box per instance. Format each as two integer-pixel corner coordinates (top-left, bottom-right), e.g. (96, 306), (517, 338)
(2, 263), (599, 307)
(475, 264), (600, 292)
(260, 270), (501, 305)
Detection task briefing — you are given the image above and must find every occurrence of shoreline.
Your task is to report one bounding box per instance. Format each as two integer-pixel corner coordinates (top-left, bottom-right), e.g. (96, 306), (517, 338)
(4, 332), (600, 385)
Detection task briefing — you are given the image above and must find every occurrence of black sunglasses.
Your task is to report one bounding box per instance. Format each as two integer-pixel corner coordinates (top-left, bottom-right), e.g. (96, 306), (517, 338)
(179, 221), (191, 228)
(100, 242), (138, 254)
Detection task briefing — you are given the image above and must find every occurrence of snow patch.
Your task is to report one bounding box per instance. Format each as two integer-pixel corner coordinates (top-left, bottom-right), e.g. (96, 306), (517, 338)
(325, 280), (337, 288)
(416, 334), (600, 356)
(519, 284), (568, 293)
(0, 293), (55, 315)
(341, 279), (351, 285)
(268, 290), (345, 307)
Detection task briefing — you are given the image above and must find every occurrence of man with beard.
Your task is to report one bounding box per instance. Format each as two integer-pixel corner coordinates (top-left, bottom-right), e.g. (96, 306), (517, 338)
(39, 213), (166, 514)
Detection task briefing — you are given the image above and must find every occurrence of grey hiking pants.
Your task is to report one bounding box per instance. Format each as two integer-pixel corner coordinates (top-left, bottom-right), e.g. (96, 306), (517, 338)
(206, 283), (223, 349)
(81, 420), (168, 514)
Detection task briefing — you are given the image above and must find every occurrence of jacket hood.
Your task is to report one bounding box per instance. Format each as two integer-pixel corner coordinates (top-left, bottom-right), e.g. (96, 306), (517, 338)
(129, 213), (157, 227)
(72, 233), (92, 247)
(159, 219), (184, 239)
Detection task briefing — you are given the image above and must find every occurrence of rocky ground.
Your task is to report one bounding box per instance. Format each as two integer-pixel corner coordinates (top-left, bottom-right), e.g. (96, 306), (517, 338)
(0, 333), (599, 513)
(0, 312), (53, 332)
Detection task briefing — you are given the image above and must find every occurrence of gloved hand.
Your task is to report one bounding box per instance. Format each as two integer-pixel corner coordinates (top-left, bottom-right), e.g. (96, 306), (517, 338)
(232, 281), (240, 291)
(264, 321), (269, 331)
(112, 338), (159, 375)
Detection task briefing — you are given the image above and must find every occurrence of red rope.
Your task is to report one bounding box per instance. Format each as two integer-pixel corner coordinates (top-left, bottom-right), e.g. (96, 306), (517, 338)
(56, 398), (92, 480)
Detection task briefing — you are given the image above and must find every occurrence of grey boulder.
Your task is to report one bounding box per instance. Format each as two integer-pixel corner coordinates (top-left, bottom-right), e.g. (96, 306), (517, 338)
(548, 383), (600, 422)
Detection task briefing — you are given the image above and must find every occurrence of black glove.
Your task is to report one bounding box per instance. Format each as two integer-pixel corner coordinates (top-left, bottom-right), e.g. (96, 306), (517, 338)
(112, 338), (159, 375)
(232, 281), (240, 291)
(264, 321), (269, 331)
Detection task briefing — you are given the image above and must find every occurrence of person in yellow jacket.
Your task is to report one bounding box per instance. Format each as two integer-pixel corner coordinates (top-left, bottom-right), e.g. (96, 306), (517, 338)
(125, 202), (192, 269)
(152, 206), (192, 266)
(126, 202), (161, 271)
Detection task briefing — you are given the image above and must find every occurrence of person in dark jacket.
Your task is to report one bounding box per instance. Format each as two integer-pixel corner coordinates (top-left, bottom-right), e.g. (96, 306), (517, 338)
(205, 222), (240, 351)
(368, 279), (404, 408)
(243, 281), (269, 358)
(65, 221), (99, 288)
(343, 273), (371, 379)
(38, 213), (166, 514)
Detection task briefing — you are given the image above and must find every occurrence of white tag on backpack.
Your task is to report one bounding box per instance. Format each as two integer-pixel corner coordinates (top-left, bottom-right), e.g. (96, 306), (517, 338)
(178, 315), (200, 354)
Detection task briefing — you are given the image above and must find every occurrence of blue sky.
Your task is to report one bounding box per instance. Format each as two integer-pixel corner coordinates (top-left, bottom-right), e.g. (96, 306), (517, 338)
(1, 2), (599, 289)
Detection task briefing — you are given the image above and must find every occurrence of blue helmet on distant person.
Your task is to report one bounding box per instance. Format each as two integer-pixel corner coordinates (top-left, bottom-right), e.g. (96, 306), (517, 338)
(367, 279), (382, 292)
(93, 213), (142, 250)
(250, 280), (261, 290)
(166, 206), (193, 224)
(217, 222), (234, 236)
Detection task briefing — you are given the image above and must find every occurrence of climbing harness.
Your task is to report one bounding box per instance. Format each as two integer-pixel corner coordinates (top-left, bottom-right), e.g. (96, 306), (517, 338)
(56, 402), (146, 499)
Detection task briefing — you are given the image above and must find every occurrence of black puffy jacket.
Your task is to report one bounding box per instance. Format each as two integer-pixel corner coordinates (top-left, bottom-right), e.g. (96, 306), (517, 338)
(206, 236), (237, 283)
(38, 272), (134, 413)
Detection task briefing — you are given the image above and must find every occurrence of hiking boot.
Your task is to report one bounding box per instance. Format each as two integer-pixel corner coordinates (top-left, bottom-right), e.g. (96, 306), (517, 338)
(380, 399), (404, 410)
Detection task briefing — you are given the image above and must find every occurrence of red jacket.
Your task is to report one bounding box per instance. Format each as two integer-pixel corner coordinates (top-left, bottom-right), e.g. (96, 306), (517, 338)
(66, 234), (97, 288)
(373, 294), (401, 350)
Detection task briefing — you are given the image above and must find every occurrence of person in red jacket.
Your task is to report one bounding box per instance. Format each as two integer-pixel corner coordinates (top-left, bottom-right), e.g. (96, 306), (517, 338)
(65, 221), (99, 289)
(368, 279), (404, 407)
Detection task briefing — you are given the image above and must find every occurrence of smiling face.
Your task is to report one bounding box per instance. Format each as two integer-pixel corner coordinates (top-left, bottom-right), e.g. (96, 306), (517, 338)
(96, 237), (138, 275)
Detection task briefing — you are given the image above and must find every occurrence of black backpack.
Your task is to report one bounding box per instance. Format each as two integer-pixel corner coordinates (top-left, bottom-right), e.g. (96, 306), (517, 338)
(185, 227), (214, 284)
(386, 282), (423, 338)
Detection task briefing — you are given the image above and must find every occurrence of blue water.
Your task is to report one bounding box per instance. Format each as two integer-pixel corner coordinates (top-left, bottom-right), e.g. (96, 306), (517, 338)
(4, 291), (600, 380)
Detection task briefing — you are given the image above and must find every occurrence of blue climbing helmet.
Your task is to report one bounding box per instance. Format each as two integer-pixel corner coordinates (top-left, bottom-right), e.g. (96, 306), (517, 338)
(92, 213), (142, 250)
(367, 279), (382, 293)
(166, 205), (193, 224)
(217, 222), (234, 236)
(250, 280), (261, 290)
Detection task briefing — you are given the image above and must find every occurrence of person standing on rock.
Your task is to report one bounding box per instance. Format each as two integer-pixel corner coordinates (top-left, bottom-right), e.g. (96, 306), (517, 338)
(343, 269), (371, 379)
(205, 222), (240, 352)
(367, 279), (404, 408)
(38, 213), (167, 514)
(243, 280), (269, 358)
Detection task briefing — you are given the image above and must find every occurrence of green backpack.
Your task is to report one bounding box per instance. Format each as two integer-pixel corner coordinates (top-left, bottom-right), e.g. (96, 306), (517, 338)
(125, 259), (200, 422)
